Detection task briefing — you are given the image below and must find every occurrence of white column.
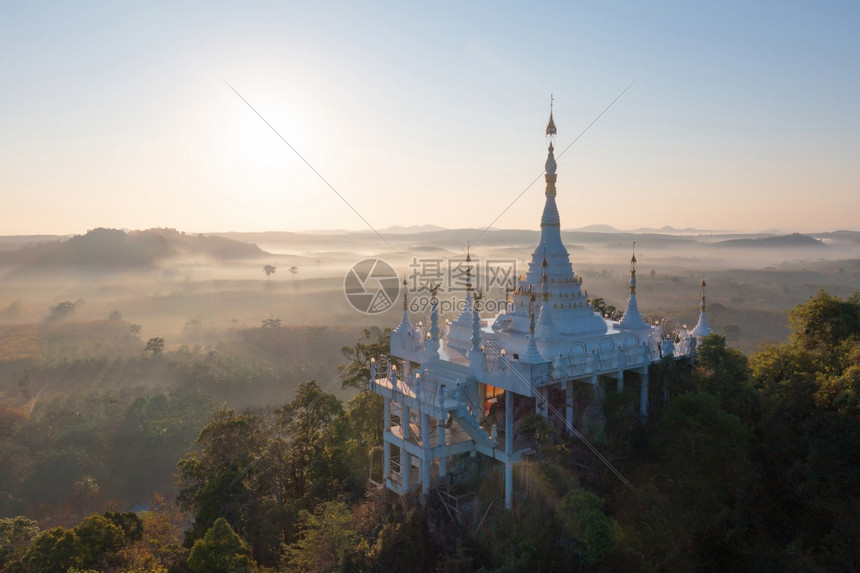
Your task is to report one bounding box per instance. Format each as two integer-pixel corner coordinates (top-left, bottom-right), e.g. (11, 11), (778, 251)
(402, 450), (411, 492)
(640, 368), (649, 418)
(383, 398), (391, 487)
(401, 403), (411, 491)
(421, 412), (430, 495)
(505, 390), (514, 510)
(537, 387), (548, 418)
(402, 404), (410, 441)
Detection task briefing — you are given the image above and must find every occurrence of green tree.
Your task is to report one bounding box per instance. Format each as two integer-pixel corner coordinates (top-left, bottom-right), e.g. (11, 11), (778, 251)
(278, 381), (344, 502)
(18, 527), (83, 572)
(589, 297), (618, 319)
(556, 489), (622, 565)
(0, 516), (40, 568)
(815, 340), (860, 416)
(789, 290), (860, 355)
(123, 495), (187, 572)
(283, 501), (367, 571)
(694, 333), (755, 418)
(745, 292), (860, 569)
(187, 517), (256, 573)
(339, 327), (392, 391)
(263, 264), (276, 282)
(47, 300), (76, 322)
(145, 337), (165, 357)
(629, 392), (754, 570)
(176, 409), (268, 545)
(73, 514), (126, 570)
(371, 509), (431, 573)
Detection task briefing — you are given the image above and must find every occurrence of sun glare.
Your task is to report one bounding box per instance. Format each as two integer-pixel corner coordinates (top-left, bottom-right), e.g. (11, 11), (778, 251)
(232, 105), (298, 172)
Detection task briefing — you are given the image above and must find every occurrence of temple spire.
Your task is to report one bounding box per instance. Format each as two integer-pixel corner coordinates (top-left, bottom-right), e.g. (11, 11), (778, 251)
(691, 277), (712, 338)
(619, 242), (648, 330)
(541, 99), (560, 227)
(427, 282), (440, 357)
(394, 277), (414, 334)
(522, 292), (545, 363)
(453, 246), (475, 327)
(471, 290), (483, 353)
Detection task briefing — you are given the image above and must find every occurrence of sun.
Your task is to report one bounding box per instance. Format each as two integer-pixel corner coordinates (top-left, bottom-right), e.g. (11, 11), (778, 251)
(231, 106), (296, 172)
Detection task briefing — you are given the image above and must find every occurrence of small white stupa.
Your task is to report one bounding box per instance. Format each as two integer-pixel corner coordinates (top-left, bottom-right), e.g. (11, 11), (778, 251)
(691, 277), (712, 339)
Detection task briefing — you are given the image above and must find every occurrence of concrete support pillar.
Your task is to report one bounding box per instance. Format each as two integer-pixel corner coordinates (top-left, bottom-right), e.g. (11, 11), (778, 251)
(617, 372), (624, 393)
(505, 391), (513, 455)
(565, 380), (574, 435)
(421, 412), (430, 495)
(401, 403), (411, 491)
(383, 398), (391, 486)
(402, 450), (411, 491)
(640, 369), (649, 419)
(537, 387), (549, 418)
(505, 390), (514, 510)
(402, 404), (411, 441)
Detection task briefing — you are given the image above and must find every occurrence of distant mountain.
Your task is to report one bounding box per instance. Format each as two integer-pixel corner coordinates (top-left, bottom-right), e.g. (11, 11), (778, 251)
(0, 228), (267, 268)
(303, 224), (447, 235)
(566, 224), (619, 233)
(0, 235), (66, 252)
(566, 224), (722, 234)
(378, 224), (446, 234)
(714, 233), (827, 248)
(631, 225), (722, 234)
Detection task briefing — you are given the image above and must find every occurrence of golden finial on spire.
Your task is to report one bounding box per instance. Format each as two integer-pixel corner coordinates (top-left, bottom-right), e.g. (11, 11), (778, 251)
(464, 244), (473, 292)
(541, 246), (549, 301)
(529, 292), (536, 334)
(629, 242), (638, 295)
(402, 277), (408, 311)
(545, 94), (557, 137)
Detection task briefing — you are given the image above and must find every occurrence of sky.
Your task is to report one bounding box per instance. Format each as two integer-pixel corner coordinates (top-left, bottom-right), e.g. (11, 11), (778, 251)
(1, 1), (858, 236)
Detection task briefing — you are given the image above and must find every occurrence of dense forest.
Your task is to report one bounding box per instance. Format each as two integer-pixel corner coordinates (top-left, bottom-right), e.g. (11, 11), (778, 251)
(0, 291), (858, 571)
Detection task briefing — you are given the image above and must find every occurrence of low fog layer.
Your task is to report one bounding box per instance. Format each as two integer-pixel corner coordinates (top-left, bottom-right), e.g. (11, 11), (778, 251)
(0, 226), (856, 358)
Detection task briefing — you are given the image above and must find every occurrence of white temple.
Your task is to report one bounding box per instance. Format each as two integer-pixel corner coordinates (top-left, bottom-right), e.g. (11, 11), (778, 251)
(370, 108), (706, 510)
